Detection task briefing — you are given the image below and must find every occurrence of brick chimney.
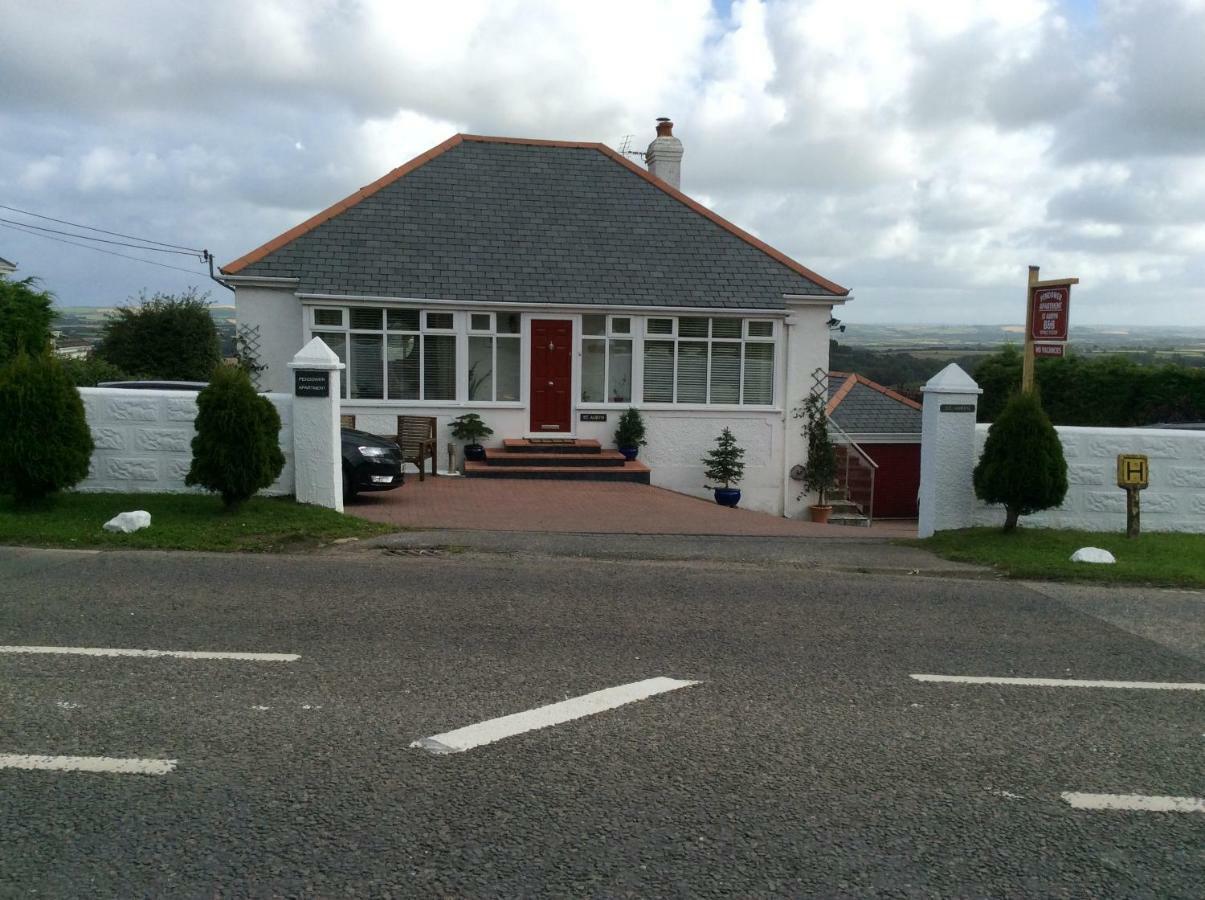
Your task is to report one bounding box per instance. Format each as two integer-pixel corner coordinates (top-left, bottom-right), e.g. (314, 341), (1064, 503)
(646, 117), (683, 190)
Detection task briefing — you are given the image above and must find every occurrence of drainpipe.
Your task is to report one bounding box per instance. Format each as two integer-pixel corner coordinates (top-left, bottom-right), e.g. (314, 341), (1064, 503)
(780, 317), (794, 518)
(204, 250), (234, 293)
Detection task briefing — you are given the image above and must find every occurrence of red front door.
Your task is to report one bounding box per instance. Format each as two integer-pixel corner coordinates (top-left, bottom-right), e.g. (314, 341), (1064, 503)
(530, 319), (572, 432)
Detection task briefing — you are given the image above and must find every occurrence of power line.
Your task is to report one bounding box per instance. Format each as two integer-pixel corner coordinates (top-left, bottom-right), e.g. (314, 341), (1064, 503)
(0, 216), (201, 257)
(0, 202), (203, 254)
(0, 221), (208, 278)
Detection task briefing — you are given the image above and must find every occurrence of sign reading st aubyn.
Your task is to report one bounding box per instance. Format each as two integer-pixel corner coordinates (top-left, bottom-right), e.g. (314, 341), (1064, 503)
(1030, 285), (1070, 341)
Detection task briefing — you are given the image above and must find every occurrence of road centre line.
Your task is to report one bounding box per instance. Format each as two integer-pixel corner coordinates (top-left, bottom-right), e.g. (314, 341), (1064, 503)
(410, 676), (699, 754)
(1061, 792), (1205, 813)
(0, 645), (299, 662)
(0, 754), (177, 775)
(910, 674), (1205, 691)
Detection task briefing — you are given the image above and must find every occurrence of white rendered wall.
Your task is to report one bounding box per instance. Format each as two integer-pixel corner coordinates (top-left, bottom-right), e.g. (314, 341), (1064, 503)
(969, 425), (1205, 533)
(235, 286), (305, 393)
(75, 388), (294, 496)
(782, 303), (839, 518)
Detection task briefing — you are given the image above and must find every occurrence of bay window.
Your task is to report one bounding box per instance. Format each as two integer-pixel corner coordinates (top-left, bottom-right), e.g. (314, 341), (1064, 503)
(467, 312), (521, 402)
(642, 317), (775, 406)
(580, 314), (633, 403)
(311, 306), (456, 401)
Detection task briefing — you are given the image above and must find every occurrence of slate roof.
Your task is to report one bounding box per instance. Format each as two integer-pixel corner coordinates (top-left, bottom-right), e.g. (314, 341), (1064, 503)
(224, 135), (847, 309)
(827, 372), (922, 434)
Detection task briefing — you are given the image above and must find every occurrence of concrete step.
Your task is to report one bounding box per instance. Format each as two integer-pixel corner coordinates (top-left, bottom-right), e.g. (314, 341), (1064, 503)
(502, 438), (601, 455)
(484, 448), (627, 468)
(465, 460), (651, 484)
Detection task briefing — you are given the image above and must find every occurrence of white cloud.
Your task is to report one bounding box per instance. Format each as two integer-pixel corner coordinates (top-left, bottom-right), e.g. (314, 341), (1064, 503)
(0, 0), (1202, 324)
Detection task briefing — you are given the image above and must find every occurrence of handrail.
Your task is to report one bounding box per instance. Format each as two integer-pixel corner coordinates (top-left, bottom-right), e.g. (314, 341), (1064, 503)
(827, 417), (876, 526)
(827, 419), (879, 469)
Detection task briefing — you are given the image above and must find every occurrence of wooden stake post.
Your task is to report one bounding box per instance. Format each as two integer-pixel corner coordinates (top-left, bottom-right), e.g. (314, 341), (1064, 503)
(1022, 266), (1078, 393)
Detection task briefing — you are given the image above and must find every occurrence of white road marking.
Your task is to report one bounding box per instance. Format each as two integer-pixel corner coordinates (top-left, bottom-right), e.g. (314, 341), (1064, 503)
(0, 754), (176, 775)
(411, 676), (699, 755)
(910, 674), (1205, 691)
(1061, 792), (1205, 813)
(0, 645), (298, 662)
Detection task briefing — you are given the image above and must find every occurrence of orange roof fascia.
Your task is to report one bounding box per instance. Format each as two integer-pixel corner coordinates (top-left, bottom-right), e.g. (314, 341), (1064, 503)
(826, 370), (922, 415)
(223, 133), (851, 296)
(825, 373), (858, 415)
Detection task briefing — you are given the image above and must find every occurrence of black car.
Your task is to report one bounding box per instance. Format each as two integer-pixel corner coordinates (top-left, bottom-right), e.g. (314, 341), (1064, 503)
(95, 381), (402, 499)
(341, 428), (404, 498)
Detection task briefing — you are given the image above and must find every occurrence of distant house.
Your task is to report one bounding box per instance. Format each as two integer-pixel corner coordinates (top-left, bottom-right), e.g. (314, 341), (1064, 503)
(0, 255), (16, 276)
(827, 371), (921, 519)
(51, 333), (93, 360)
(222, 120), (853, 515)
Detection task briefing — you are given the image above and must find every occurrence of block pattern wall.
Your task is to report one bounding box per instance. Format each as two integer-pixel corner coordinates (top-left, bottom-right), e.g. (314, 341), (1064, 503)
(75, 388), (294, 496)
(971, 425), (1205, 533)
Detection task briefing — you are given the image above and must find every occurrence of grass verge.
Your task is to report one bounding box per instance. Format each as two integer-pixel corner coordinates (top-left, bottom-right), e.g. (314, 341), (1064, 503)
(0, 492), (394, 553)
(912, 527), (1205, 588)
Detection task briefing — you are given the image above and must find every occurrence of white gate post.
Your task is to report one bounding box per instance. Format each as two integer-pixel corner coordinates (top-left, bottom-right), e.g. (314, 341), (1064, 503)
(288, 338), (345, 512)
(918, 364), (983, 538)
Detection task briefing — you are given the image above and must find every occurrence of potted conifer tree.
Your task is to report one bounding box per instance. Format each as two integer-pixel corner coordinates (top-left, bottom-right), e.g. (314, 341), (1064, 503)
(702, 427), (745, 507)
(449, 413), (493, 462)
(799, 392), (838, 523)
(614, 407), (647, 461)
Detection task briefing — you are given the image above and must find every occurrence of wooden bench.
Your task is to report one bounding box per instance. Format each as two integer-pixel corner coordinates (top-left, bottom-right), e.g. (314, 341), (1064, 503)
(339, 414), (437, 480)
(394, 415), (438, 481)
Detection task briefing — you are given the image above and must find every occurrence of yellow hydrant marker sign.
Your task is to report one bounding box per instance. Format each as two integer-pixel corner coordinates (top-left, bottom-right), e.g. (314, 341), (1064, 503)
(1117, 454), (1149, 489)
(1116, 454), (1149, 537)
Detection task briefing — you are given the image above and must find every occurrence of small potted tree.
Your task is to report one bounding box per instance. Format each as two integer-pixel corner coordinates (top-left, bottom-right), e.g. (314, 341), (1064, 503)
(702, 426), (745, 507)
(798, 392), (838, 523)
(614, 407), (647, 461)
(449, 413), (493, 462)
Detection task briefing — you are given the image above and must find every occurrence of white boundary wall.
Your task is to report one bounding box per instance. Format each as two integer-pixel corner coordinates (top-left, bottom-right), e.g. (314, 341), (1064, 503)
(75, 388), (295, 496)
(970, 424), (1205, 533)
(919, 364), (1205, 534)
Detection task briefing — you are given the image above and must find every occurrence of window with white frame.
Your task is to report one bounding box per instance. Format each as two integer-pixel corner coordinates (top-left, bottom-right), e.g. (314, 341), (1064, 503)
(580, 314), (633, 403)
(311, 307), (456, 401)
(642, 317), (775, 405)
(467, 312), (521, 402)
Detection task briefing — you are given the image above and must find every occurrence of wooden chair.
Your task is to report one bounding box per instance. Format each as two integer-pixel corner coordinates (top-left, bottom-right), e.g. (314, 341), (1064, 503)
(394, 415), (438, 481)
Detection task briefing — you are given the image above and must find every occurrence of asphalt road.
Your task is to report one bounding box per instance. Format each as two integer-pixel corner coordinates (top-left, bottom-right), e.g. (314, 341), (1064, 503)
(1, 543), (1202, 897)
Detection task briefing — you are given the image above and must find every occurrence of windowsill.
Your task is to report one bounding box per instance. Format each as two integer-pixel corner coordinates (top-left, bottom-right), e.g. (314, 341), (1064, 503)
(341, 399), (525, 408)
(578, 402), (782, 414)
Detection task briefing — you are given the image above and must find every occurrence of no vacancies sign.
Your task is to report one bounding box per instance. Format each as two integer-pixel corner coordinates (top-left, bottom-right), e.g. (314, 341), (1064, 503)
(1030, 285), (1070, 341)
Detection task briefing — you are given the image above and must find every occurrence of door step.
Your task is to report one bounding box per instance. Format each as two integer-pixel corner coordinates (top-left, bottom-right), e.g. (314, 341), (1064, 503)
(465, 460), (651, 483)
(503, 438), (602, 454)
(484, 448), (627, 468)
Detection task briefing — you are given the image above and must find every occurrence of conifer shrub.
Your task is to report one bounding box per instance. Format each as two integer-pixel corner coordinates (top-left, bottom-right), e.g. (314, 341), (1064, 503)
(185, 366), (284, 510)
(0, 352), (94, 505)
(0, 277), (56, 364)
(702, 426), (745, 488)
(973, 390), (1068, 532)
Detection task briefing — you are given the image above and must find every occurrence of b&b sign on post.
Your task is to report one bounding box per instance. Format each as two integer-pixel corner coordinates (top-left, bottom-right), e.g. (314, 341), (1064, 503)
(1116, 454), (1149, 538)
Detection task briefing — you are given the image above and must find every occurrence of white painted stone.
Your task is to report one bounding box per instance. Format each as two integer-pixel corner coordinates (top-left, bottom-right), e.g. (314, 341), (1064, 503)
(103, 510), (151, 533)
(1070, 547), (1116, 564)
(135, 428), (190, 452)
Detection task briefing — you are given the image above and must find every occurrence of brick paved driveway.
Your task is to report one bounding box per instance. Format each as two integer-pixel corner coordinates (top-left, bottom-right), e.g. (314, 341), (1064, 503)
(345, 476), (915, 538)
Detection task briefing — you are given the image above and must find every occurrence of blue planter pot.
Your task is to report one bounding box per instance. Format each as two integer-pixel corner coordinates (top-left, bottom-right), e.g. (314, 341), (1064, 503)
(619, 446), (639, 461)
(714, 487), (741, 508)
(464, 444), (486, 462)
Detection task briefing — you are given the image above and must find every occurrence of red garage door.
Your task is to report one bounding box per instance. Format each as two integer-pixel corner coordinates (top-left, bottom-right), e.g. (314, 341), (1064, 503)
(866, 443), (921, 519)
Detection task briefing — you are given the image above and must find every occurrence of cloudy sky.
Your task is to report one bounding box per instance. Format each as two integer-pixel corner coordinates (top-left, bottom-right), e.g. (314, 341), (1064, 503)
(1, 0), (1202, 325)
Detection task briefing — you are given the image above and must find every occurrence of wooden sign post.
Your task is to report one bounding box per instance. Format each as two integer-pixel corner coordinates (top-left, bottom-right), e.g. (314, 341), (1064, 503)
(1022, 266), (1078, 393)
(1116, 454), (1149, 538)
